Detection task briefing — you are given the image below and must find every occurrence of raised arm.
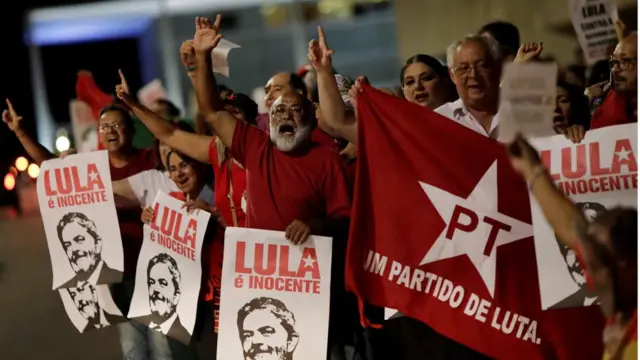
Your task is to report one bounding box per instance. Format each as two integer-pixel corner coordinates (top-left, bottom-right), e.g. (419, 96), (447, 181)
(2, 99), (55, 165)
(310, 26), (358, 145)
(192, 15), (237, 148)
(115, 71), (213, 164)
(507, 136), (587, 249)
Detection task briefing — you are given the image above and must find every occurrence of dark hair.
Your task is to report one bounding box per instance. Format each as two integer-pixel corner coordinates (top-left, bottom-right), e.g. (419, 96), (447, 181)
(594, 208), (638, 264)
(289, 73), (308, 98)
(152, 120), (195, 171)
(566, 65), (587, 86)
(557, 79), (591, 129)
(153, 99), (181, 119)
(147, 253), (181, 295)
(588, 59), (611, 86)
(222, 93), (258, 125)
(99, 104), (135, 132)
(57, 212), (101, 246)
(218, 84), (233, 95)
(479, 21), (520, 57)
(237, 297), (297, 339)
(401, 54), (458, 103)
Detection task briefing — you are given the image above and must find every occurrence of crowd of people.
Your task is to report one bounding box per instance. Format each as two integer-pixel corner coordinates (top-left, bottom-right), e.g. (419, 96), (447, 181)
(2, 10), (637, 360)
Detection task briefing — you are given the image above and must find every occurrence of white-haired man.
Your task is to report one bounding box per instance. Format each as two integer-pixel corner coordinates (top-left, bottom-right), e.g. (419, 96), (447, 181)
(436, 34), (503, 139)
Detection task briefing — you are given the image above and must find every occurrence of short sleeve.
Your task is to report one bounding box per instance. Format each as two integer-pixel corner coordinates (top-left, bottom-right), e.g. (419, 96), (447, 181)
(324, 161), (352, 218)
(230, 121), (268, 168)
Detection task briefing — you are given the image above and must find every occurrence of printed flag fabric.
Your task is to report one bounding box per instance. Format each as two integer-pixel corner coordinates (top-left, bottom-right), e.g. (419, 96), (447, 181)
(345, 86), (603, 359)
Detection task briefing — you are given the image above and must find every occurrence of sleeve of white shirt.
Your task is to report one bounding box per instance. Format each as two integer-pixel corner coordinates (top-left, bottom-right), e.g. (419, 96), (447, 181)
(127, 169), (180, 207)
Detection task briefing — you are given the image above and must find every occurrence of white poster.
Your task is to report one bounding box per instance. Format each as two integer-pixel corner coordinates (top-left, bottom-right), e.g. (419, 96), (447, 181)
(218, 228), (333, 360)
(128, 191), (210, 345)
(530, 123), (637, 310)
(569, 0), (619, 65)
(37, 150), (124, 290)
(69, 100), (98, 153)
(499, 62), (558, 143)
(59, 282), (125, 333)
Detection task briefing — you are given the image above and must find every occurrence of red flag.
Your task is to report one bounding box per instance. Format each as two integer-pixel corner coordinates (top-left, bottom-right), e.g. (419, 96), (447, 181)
(345, 86), (604, 359)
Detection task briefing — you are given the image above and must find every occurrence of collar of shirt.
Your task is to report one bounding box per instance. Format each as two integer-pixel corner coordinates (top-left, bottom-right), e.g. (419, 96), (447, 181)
(97, 308), (111, 328)
(435, 98), (500, 140)
(149, 312), (178, 334)
(88, 260), (104, 284)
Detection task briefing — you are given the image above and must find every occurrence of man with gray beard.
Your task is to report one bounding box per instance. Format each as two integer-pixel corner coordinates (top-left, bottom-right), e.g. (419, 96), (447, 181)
(118, 15), (350, 246)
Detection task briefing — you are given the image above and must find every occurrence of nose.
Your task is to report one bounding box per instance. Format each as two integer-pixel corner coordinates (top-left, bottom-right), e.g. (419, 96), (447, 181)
(416, 81), (425, 91)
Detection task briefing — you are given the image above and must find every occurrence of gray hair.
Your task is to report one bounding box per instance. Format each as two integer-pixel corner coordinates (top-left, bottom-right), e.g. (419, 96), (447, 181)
(446, 34), (501, 68)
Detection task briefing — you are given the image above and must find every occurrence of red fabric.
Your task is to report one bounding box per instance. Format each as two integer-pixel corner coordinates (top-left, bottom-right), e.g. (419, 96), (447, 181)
(230, 120), (351, 231)
(312, 128), (341, 152)
(345, 158), (356, 197)
(75, 73), (114, 151)
(208, 139), (247, 227)
(591, 92), (636, 130)
(168, 191), (224, 333)
(346, 86), (603, 359)
(110, 148), (157, 277)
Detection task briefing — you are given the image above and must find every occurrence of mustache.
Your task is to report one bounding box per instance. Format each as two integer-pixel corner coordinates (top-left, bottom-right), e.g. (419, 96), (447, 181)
(247, 344), (275, 357)
(70, 250), (91, 263)
(150, 291), (169, 304)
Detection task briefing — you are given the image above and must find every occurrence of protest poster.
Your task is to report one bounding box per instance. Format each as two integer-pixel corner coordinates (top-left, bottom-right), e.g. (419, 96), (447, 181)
(498, 62), (558, 143)
(128, 191), (210, 345)
(37, 150), (123, 290)
(569, 0), (619, 65)
(530, 123), (637, 310)
(217, 228), (333, 360)
(59, 282), (125, 333)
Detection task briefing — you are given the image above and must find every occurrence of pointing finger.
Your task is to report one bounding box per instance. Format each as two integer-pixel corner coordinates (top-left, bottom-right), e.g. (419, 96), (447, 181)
(213, 14), (222, 30)
(318, 25), (327, 46)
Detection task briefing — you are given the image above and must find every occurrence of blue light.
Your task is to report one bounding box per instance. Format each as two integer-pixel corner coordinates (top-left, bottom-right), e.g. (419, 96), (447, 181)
(25, 17), (153, 46)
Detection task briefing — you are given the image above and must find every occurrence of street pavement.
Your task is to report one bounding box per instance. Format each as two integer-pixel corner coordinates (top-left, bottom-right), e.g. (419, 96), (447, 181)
(0, 214), (121, 359)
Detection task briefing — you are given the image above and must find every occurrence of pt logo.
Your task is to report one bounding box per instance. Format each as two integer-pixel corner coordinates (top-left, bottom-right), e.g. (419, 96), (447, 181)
(419, 161), (533, 298)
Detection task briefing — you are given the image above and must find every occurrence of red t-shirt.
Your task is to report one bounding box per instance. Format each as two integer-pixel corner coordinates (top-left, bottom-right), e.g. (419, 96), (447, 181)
(230, 121), (351, 230)
(209, 139), (247, 227)
(311, 128), (342, 152)
(591, 91), (636, 129)
(110, 148), (157, 277)
(168, 191), (224, 333)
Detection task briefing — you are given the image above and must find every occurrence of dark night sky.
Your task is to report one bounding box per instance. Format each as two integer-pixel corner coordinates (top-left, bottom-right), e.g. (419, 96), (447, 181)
(0, 0), (141, 172)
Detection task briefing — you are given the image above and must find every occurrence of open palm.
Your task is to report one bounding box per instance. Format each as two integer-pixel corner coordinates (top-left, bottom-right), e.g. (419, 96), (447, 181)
(193, 15), (222, 53)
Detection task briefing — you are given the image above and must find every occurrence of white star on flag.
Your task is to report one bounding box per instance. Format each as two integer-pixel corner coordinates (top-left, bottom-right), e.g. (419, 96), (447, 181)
(88, 171), (99, 182)
(302, 255), (316, 268)
(418, 161), (533, 298)
(186, 227), (195, 238)
(616, 148), (631, 161)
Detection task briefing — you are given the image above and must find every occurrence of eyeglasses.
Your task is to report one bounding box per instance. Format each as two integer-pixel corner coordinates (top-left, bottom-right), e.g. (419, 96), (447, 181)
(609, 56), (637, 71)
(98, 123), (125, 132)
(452, 62), (492, 77)
(272, 105), (304, 117)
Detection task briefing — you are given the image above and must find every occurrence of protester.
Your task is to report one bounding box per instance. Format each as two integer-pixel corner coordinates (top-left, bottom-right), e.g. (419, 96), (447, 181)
(151, 99), (181, 122)
(478, 21), (521, 62)
(258, 72), (308, 132)
(590, 33), (638, 129)
(400, 54), (457, 108)
(507, 135), (637, 360)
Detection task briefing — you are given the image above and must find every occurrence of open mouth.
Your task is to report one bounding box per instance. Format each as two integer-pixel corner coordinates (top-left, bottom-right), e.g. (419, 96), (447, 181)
(106, 136), (119, 144)
(278, 124), (296, 135)
(414, 93), (428, 101)
(177, 177), (189, 187)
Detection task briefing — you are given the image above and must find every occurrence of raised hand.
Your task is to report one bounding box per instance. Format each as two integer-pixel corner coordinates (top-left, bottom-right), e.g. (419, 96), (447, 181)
(115, 69), (134, 106)
(348, 76), (369, 110)
(514, 42), (543, 63)
(193, 15), (223, 54)
(2, 99), (23, 132)
(506, 135), (543, 181)
(308, 26), (334, 73)
(180, 40), (196, 70)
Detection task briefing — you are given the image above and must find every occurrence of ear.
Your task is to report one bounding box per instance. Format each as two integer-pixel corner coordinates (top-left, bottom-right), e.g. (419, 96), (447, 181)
(448, 69), (457, 85)
(95, 236), (103, 255)
(286, 332), (299, 353)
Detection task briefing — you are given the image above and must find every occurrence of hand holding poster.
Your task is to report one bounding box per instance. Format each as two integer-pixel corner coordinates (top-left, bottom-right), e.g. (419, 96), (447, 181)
(569, 0), (619, 65)
(37, 150), (123, 290)
(530, 123), (637, 310)
(58, 282), (125, 333)
(218, 228), (333, 360)
(128, 191), (210, 345)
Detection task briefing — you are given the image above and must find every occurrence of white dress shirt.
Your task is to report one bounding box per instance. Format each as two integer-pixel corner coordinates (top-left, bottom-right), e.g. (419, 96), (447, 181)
(434, 98), (500, 140)
(149, 312), (178, 335)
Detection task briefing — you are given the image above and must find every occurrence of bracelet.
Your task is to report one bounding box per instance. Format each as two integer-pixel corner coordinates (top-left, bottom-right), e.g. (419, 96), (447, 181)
(527, 165), (547, 191)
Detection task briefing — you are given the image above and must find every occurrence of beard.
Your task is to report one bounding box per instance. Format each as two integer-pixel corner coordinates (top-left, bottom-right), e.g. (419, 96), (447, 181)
(150, 291), (177, 320)
(70, 250), (98, 274)
(269, 121), (312, 152)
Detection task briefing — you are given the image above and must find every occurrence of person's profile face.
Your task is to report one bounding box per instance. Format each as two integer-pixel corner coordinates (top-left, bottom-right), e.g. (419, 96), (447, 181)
(241, 309), (292, 360)
(69, 282), (99, 320)
(148, 262), (179, 319)
(611, 39), (638, 94)
(61, 221), (99, 274)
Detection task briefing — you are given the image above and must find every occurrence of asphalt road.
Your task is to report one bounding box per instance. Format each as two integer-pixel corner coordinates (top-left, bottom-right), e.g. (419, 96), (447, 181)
(0, 215), (122, 359)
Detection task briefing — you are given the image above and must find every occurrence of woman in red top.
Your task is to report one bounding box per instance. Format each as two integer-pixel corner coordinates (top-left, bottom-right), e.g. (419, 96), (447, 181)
(142, 149), (224, 359)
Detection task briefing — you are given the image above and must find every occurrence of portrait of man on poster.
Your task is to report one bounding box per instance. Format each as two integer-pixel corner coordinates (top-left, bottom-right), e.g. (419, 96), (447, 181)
(65, 281), (124, 331)
(57, 212), (122, 288)
(237, 296), (299, 360)
(132, 253), (190, 344)
(550, 202), (607, 309)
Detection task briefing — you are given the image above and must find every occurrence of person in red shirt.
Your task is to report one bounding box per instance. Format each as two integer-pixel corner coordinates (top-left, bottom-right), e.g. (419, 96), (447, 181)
(142, 149), (224, 359)
(591, 34), (637, 129)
